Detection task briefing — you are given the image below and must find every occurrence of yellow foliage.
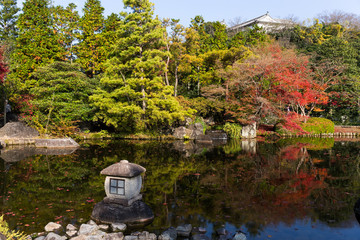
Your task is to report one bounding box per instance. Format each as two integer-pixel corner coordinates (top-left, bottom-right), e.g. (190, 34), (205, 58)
(297, 19), (332, 45)
(313, 107), (325, 112)
(0, 215), (28, 240)
(313, 158), (325, 164)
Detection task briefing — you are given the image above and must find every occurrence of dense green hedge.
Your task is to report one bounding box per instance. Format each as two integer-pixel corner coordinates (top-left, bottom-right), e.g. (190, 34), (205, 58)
(301, 117), (335, 134)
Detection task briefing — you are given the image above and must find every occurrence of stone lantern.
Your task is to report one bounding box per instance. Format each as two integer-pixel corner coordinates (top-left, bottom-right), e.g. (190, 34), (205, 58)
(91, 160), (154, 226)
(101, 160), (145, 206)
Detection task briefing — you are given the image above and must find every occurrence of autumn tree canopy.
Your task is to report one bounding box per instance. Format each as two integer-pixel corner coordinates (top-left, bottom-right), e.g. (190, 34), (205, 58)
(223, 42), (329, 124)
(0, 0), (358, 134)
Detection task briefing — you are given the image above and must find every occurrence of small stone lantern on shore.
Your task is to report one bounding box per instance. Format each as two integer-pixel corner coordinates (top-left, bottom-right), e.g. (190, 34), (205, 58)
(91, 160), (154, 226)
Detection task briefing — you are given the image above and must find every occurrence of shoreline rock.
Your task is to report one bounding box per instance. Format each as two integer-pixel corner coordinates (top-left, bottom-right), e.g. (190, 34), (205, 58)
(35, 138), (80, 148)
(0, 122), (39, 139)
(91, 200), (154, 227)
(0, 138), (80, 148)
(0, 145), (79, 162)
(0, 122), (80, 150)
(31, 220), (247, 240)
(173, 123), (228, 143)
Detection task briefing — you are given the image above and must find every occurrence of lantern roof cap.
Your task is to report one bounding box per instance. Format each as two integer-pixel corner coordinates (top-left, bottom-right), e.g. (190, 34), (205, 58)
(100, 160), (146, 177)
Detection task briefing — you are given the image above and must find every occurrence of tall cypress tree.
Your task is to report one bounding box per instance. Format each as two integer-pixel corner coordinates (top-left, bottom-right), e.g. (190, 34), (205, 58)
(77, 0), (105, 78)
(102, 13), (120, 59)
(10, 0), (65, 95)
(52, 3), (79, 64)
(90, 0), (190, 132)
(0, 0), (19, 41)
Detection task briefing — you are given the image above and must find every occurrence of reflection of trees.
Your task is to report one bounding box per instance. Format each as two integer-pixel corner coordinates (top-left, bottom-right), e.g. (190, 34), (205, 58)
(157, 139), (360, 236)
(1, 139), (360, 235)
(223, 139), (242, 154)
(308, 142), (360, 224)
(0, 160), (5, 206)
(98, 139), (360, 235)
(110, 141), (200, 229)
(0, 152), (106, 234)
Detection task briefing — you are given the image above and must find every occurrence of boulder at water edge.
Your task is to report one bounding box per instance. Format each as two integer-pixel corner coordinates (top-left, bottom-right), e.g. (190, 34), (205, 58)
(91, 200), (154, 227)
(0, 122), (39, 139)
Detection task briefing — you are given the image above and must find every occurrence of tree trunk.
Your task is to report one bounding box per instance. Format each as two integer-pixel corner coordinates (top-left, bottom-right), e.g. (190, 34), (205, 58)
(225, 80), (229, 101)
(165, 55), (170, 86)
(119, 71), (131, 104)
(197, 80), (200, 96)
(70, 42), (73, 64)
(197, 66), (200, 96)
(140, 47), (146, 114)
(164, 33), (170, 86)
(141, 83), (146, 112)
(3, 98), (6, 126)
(174, 64), (179, 97)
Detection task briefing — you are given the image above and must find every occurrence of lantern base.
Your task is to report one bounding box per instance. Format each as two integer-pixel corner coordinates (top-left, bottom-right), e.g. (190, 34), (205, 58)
(103, 194), (142, 207)
(91, 200), (154, 227)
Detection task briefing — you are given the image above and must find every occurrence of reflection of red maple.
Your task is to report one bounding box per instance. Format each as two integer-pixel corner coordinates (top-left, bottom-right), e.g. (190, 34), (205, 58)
(281, 144), (307, 161)
(275, 170), (326, 206)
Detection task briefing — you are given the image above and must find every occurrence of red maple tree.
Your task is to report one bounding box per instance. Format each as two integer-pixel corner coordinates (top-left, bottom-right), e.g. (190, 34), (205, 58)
(264, 45), (328, 117)
(223, 42), (329, 124)
(0, 47), (8, 83)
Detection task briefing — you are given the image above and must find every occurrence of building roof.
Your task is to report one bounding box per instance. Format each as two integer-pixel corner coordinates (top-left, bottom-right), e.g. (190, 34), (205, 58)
(227, 12), (294, 33)
(100, 160), (146, 177)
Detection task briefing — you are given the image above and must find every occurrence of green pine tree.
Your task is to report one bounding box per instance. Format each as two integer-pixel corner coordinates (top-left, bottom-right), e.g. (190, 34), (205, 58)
(9, 0), (65, 98)
(52, 3), (80, 64)
(163, 18), (186, 96)
(77, 0), (105, 78)
(0, 0), (19, 41)
(30, 61), (95, 135)
(90, 0), (191, 132)
(102, 13), (120, 60)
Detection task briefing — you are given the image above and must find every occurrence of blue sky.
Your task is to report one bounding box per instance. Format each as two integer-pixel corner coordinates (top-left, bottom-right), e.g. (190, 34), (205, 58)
(17, 0), (360, 27)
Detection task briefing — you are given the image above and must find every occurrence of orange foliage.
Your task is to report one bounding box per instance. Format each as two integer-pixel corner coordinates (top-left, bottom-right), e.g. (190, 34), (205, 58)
(280, 144), (307, 161)
(275, 169), (326, 206)
(223, 42), (329, 123)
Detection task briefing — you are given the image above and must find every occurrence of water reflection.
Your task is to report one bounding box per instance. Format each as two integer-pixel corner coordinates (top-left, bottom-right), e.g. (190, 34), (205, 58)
(0, 146), (78, 163)
(354, 198), (360, 225)
(1, 139), (360, 239)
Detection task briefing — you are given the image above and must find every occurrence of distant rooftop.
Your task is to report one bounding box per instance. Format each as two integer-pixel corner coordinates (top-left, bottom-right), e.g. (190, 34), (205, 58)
(227, 12), (295, 34)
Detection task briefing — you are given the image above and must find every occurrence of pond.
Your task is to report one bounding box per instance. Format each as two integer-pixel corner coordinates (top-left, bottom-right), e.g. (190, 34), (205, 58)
(1, 138), (360, 240)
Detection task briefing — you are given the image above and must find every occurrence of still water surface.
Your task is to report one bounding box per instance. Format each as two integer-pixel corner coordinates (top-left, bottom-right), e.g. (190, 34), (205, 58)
(1, 138), (360, 239)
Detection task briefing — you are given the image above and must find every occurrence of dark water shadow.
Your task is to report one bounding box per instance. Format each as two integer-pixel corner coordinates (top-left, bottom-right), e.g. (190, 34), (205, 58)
(0, 146), (78, 162)
(354, 198), (360, 224)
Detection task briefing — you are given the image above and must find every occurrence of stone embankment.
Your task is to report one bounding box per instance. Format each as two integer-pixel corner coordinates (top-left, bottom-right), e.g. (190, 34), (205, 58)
(281, 126), (360, 138)
(30, 220), (248, 240)
(0, 122), (79, 149)
(281, 132), (360, 138)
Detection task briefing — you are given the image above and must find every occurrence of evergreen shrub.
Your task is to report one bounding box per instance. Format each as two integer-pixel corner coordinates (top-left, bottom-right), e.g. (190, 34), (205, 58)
(223, 122), (242, 139)
(301, 117), (335, 134)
